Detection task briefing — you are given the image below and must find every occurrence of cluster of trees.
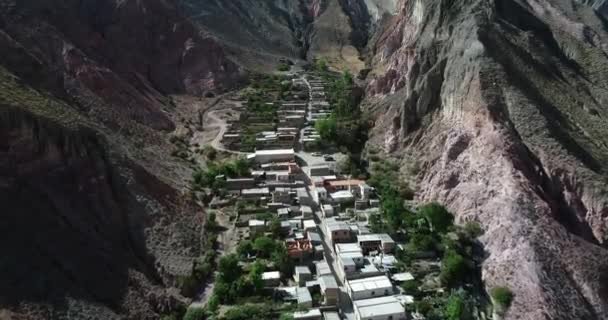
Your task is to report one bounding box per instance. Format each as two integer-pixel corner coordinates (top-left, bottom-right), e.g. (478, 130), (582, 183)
(312, 64), (369, 153)
(211, 254), (265, 305)
(236, 235), (294, 277)
(369, 193), (489, 319)
(367, 160), (415, 232)
(192, 158), (252, 191)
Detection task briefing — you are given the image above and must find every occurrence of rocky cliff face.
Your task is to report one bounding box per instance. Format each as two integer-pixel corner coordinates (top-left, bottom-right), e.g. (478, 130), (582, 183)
(0, 0), (233, 318)
(181, 0), (371, 72)
(365, 0), (608, 319)
(0, 0), (243, 130)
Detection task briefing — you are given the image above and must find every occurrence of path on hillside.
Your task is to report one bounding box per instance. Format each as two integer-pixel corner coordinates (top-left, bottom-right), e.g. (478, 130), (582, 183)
(196, 99), (248, 156)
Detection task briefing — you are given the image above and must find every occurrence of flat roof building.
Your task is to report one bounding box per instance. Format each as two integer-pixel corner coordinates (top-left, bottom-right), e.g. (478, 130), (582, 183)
(315, 260), (332, 277)
(262, 271), (281, 287)
(353, 295), (407, 320)
(346, 275), (393, 301)
(250, 149), (295, 164)
(318, 275), (339, 306)
(294, 308), (322, 320)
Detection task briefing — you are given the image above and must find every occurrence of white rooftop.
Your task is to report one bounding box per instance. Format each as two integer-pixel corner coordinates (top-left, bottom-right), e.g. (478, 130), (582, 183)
(392, 272), (415, 282)
(255, 149), (295, 155)
(262, 271), (281, 280)
(331, 190), (354, 199)
(303, 220), (316, 229)
(294, 308), (322, 319)
(295, 266), (312, 274)
(323, 312), (340, 320)
(336, 243), (362, 254)
(316, 261), (332, 276)
(249, 220), (265, 227)
(353, 296), (405, 318)
(347, 275), (392, 293)
(318, 275), (338, 290)
(242, 188), (270, 195)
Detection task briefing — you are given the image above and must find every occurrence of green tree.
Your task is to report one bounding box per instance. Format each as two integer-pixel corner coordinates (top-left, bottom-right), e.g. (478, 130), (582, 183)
(249, 261), (265, 293)
(408, 233), (437, 253)
(419, 203), (454, 233)
(491, 286), (514, 312)
(253, 236), (276, 258)
(440, 250), (467, 287)
(315, 116), (337, 141)
(268, 217), (283, 238)
(213, 279), (232, 303)
(218, 254), (242, 283)
(223, 304), (271, 320)
(237, 240), (254, 258)
(271, 244), (294, 277)
(183, 307), (206, 320)
(207, 294), (220, 313)
(279, 313), (294, 320)
(401, 279), (420, 297)
(315, 58), (328, 72)
(444, 292), (466, 320)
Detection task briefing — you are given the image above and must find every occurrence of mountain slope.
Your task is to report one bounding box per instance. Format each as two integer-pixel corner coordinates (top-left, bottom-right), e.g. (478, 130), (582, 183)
(365, 0), (608, 319)
(0, 0), (240, 318)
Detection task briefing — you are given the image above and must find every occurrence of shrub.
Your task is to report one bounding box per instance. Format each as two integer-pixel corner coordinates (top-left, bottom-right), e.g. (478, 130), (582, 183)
(277, 63), (290, 71)
(463, 221), (484, 239)
(183, 306), (206, 320)
(237, 240), (254, 258)
(419, 203), (454, 233)
(440, 250), (467, 287)
(253, 236), (276, 258)
(445, 291), (472, 320)
(401, 280), (420, 296)
(491, 286), (514, 311)
(222, 304), (272, 320)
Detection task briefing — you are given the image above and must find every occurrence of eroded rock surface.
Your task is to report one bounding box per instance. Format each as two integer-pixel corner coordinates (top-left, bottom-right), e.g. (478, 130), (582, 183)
(365, 0), (608, 319)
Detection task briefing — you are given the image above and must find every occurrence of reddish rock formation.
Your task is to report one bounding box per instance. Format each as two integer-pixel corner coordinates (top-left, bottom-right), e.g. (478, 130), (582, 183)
(0, 0), (243, 130)
(365, 0), (608, 319)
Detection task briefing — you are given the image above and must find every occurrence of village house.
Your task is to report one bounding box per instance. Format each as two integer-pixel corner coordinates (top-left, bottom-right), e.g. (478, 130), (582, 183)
(324, 218), (352, 244)
(346, 275), (394, 301)
(249, 219), (266, 236)
(262, 271), (281, 287)
(353, 296), (407, 320)
(330, 190), (355, 204)
(303, 219), (317, 232)
(241, 187), (270, 200)
(296, 287), (313, 308)
(308, 164), (331, 177)
(314, 260), (331, 277)
(358, 234), (396, 254)
(249, 149), (295, 164)
(318, 275), (339, 305)
(336, 243), (365, 266)
(294, 266), (313, 286)
(301, 205), (314, 218)
(323, 312), (340, 320)
(321, 204), (334, 217)
(294, 308), (322, 320)
(287, 239), (313, 262)
(225, 178), (256, 190)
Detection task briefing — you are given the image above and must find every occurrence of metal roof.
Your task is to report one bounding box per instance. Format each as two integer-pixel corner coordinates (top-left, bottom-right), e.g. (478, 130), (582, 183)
(347, 275), (392, 292)
(353, 296), (405, 318)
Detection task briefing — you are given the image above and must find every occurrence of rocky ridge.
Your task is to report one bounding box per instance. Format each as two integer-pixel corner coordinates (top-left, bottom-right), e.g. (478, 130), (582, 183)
(364, 0), (608, 319)
(0, 0), (243, 318)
